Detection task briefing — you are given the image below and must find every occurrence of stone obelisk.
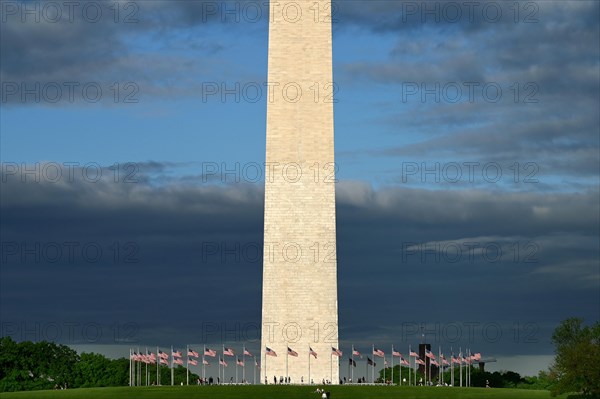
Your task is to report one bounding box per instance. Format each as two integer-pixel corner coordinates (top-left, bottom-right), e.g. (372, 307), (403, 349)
(261, 0), (338, 385)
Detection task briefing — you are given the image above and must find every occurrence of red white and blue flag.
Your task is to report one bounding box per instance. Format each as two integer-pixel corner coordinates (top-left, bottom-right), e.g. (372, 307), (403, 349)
(266, 347), (277, 357)
(331, 347), (342, 357)
(205, 348), (217, 357)
(223, 348), (235, 357)
(373, 348), (384, 358)
(287, 347), (298, 357)
(309, 347), (318, 359)
(188, 349), (199, 358)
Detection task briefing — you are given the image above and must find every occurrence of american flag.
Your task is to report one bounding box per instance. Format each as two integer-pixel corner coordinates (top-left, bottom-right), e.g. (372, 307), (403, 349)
(367, 357), (376, 367)
(236, 358), (244, 366)
(203, 359), (210, 365)
(287, 347), (298, 357)
(401, 358), (410, 366)
(309, 347), (318, 359)
(352, 349), (361, 357)
(442, 358), (450, 366)
(223, 347), (235, 357)
(172, 350), (182, 358)
(349, 358), (356, 367)
(174, 358), (184, 365)
(188, 359), (198, 366)
(473, 352), (481, 361)
(219, 358), (228, 367)
(160, 358), (169, 365)
(409, 350), (419, 357)
(188, 349), (199, 358)
(431, 360), (439, 367)
(149, 353), (157, 361)
(373, 348), (384, 358)
(331, 347), (342, 357)
(205, 348), (217, 357)
(243, 348), (252, 357)
(425, 350), (435, 360)
(416, 358), (425, 365)
(392, 350), (402, 357)
(265, 347), (277, 357)
(159, 351), (169, 360)
(452, 356), (461, 364)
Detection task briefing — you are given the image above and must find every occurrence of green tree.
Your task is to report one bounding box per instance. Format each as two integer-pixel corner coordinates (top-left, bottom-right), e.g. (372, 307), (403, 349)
(550, 318), (600, 397)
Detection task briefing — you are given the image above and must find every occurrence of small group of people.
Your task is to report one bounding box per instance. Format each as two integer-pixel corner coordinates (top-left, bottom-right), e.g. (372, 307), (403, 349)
(268, 375), (294, 384)
(195, 377), (214, 385)
(314, 387), (331, 398)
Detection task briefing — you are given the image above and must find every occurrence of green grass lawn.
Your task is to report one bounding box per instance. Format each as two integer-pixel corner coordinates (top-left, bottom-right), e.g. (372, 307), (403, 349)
(0, 385), (569, 399)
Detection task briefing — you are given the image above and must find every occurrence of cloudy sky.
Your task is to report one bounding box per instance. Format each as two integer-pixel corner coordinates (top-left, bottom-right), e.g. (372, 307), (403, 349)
(1, 0), (598, 378)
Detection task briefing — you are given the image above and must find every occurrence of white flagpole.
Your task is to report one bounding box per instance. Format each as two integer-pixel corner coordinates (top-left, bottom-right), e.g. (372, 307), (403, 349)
(137, 346), (141, 386)
(439, 346), (441, 385)
(264, 348), (267, 384)
(399, 355), (402, 386)
(253, 356), (256, 385)
(408, 345), (411, 386)
(129, 348), (132, 387)
(156, 346), (160, 386)
(308, 347), (311, 385)
(202, 345), (205, 382)
(146, 347), (149, 386)
(236, 357), (239, 384)
(459, 347), (463, 387)
(350, 345), (354, 383)
(330, 349), (332, 384)
(243, 346), (246, 384)
(391, 345), (394, 385)
(286, 345), (289, 382)
(170, 346), (174, 386)
(371, 345), (374, 383)
(186, 345), (189, 386)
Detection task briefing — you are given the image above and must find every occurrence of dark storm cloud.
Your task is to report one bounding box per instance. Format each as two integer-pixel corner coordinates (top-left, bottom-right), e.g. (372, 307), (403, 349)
(338, 1), (599, 186)
(1, 164), (598, 354)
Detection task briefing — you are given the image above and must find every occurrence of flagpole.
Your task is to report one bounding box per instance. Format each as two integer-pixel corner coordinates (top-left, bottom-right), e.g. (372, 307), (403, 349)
(264, 347), (267, 384)
(146, 348), (149, 386)
(138, 346), (141, 386)
(308, 347), (311, 385)
(459, 347), (463, 387)
(391, 345), (393, 385)
(408, 345), (411, 386)
(243, 346), (246, 384)
(186, 345), (189, 386)
(371, 345), (374, 383)
(330, 349), (332, 384)
(253, 356), (256, 385)
(351, 345), (354, 383)
(451, 348), (454, 387)
(438, 346), (441, 385)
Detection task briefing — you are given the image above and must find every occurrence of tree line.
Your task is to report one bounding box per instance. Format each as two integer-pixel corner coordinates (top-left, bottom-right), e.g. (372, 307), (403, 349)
(0, 337), (197, 392)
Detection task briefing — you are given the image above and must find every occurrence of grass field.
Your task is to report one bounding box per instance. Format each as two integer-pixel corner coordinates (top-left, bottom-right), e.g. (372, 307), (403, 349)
(0, 385), (570, 399)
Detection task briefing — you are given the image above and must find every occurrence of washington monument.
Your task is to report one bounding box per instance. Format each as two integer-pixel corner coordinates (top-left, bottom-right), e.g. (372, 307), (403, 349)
(260, 0), (339, 385)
